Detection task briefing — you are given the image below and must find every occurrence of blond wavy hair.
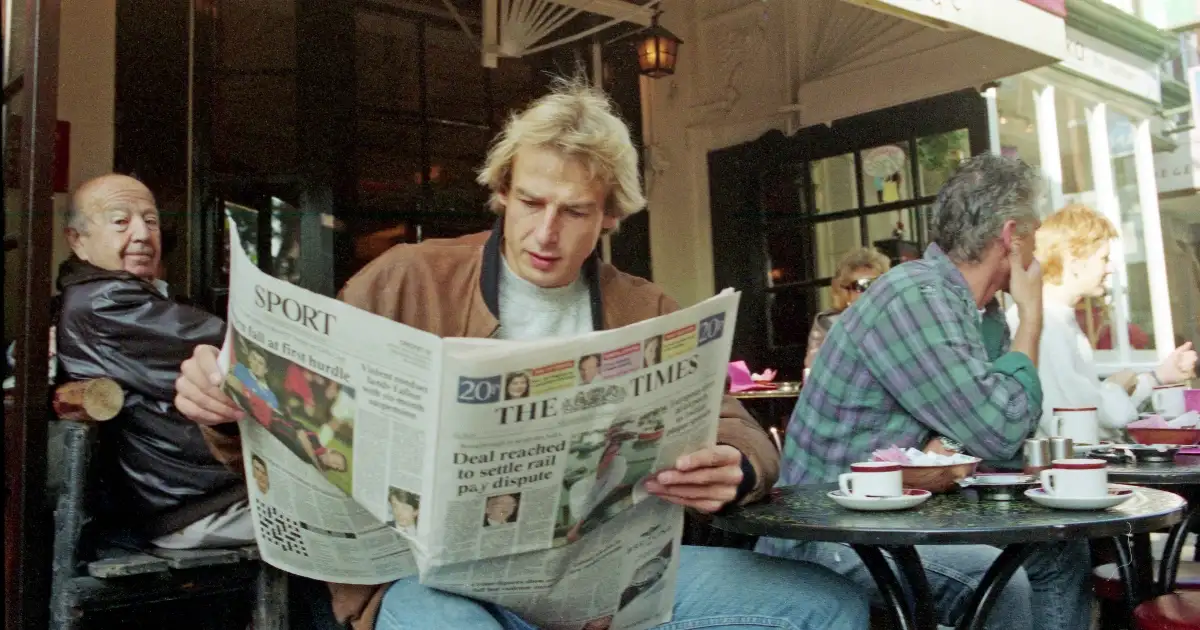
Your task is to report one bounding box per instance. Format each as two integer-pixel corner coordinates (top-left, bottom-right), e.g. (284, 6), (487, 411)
(1035, 204), (1119, 284)
(476, 75), (645, 228)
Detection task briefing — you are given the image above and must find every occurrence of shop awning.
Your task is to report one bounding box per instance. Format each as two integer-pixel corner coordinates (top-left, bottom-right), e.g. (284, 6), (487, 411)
(781, 0), (1067, 125)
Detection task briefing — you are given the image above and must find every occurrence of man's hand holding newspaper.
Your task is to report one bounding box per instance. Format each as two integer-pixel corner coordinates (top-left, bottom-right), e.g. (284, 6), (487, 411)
(644, 446), (743, 514)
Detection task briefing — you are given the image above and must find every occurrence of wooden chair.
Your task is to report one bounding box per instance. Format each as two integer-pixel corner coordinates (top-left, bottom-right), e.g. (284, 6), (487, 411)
(48, 411), (288, 629)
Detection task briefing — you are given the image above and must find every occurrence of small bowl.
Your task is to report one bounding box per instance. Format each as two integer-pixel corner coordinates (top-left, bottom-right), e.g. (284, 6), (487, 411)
(1127, 427), (1200, 446)
(901, 457), (981, 493)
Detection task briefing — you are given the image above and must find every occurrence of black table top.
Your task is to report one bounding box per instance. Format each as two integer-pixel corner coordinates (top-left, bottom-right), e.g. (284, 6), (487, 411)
(1106, 460), (1200, 485)
(712, 483), (1186, 546)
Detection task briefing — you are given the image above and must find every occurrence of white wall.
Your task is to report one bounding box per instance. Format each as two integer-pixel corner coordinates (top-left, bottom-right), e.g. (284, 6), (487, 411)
(3, 0), (115, 344)
(53, 0), (118, 275)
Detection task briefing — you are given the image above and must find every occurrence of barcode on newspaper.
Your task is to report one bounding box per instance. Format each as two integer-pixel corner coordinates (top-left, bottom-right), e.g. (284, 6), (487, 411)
(256, 500), (310, 557)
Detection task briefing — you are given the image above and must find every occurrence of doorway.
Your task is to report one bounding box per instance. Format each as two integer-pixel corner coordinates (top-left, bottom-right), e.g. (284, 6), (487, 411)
(709, 89), (990, 380)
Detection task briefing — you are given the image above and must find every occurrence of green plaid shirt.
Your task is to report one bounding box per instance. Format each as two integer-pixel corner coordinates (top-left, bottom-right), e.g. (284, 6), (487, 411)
(773, 243), (1042, 489)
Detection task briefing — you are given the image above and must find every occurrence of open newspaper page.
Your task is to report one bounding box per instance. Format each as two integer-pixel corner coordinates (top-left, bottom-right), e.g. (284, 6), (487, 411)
(416, 293), (739, 630)
(219, 221), (435, 584)
(217, 212), (742, 628)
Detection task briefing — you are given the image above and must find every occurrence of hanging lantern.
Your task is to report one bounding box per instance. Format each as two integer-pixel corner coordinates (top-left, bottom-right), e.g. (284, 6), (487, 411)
(636, 13), (683, 78)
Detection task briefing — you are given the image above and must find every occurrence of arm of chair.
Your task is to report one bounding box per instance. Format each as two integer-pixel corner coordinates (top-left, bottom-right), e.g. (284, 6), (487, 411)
(52, 379), (124, 422)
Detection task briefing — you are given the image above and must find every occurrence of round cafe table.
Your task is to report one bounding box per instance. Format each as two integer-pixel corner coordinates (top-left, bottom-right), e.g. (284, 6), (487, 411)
(712, 483), (1186, 630)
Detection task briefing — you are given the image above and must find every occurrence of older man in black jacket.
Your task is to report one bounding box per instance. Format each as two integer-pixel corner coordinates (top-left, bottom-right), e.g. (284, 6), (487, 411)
(55, 174), (251, 549)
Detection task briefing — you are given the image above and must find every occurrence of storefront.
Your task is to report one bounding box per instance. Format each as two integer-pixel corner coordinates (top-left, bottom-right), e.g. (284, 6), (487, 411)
(1154, 28), (1200, 362)
(993, 0), (1181, 372)
(642, 0), (1068, 376)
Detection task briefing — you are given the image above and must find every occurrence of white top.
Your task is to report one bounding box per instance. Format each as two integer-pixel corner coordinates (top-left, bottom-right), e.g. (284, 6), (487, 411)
(496, 256), (593, 340)
(1006, 302), (1154, 441)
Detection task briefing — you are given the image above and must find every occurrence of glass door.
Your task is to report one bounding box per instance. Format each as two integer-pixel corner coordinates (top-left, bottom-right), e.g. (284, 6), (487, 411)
(710, 89), (990, 380)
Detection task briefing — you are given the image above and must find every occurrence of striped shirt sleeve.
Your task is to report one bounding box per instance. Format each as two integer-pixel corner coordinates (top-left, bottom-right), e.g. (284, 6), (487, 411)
(858, 284), (1041, 460)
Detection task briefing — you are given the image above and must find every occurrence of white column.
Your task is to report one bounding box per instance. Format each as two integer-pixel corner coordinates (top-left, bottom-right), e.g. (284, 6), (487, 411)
(1133, 117), (1177, 358)
(984, 87), (1001, 155)
(1085, 102), (1133, 364)
(1034, 84), (1065, 214)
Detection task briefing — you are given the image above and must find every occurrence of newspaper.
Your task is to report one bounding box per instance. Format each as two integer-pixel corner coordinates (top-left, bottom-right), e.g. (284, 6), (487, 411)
(217, 216), (740, 630)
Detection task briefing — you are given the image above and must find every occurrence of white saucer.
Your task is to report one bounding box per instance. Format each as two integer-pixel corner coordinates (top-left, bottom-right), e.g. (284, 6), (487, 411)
(828, 489), (931, 512)
(1024, 486), (1135, 510)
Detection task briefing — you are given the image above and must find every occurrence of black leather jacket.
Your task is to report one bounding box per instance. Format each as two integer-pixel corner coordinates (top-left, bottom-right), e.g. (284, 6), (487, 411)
(55, 257), (245, 537)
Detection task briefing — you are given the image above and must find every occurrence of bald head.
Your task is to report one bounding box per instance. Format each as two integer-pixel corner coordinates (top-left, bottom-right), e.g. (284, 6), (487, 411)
(66, 174), (161, 280)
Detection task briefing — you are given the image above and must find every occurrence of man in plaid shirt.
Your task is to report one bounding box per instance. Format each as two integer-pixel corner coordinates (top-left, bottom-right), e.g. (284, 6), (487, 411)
(758, 154), (1092, 630)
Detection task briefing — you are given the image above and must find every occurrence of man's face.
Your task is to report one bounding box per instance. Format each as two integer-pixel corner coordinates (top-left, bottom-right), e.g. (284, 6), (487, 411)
(252, 461), (269, 493)
(485, 495), (518, 523)
(500, 146), (616, 288)
(67, 176), (161, 280)
(579, 356), (600, 384)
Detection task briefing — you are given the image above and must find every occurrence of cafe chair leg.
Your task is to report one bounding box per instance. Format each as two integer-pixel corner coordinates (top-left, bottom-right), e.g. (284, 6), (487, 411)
(1113, 535), (1142, 630)
(952, 543), (1037, 630)
(1161, 507), (1200, 596)
(887, 546), (937, 628)
(852, 545), (921, 630)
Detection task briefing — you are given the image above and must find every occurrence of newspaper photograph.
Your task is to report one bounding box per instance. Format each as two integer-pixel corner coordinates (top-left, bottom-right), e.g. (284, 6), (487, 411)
(218, 213), (741, 629)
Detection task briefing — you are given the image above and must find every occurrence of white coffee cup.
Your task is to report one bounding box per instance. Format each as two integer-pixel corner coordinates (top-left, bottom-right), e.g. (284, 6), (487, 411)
(1153, 384), (1188, 417)
(1039, 458), (1108, 498)
(1049, 407), (1100, 445)
(838, 462), (903, 498)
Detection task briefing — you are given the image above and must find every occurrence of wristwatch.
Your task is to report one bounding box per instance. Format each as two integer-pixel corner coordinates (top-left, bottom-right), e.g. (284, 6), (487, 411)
(938, 436), (964, 453)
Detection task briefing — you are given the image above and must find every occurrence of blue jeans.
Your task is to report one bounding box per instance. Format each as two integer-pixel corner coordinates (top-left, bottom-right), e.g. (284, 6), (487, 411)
(755, 539), (1091, 630)
(376, 546), (869, 629)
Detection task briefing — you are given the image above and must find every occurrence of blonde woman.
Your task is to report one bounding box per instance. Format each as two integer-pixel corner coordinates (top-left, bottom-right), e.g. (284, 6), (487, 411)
(1006, 204), (1196, 440)
(804, 247), (891, 370)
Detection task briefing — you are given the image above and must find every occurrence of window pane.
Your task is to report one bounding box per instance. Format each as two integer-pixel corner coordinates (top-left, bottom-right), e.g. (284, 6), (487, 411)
(916, 129), (969, 196)
(996, 77), (1042, 171)
(810, 153), (857, 214)
(428, 126), (492, 214)
(214, 75), (298, 174)
(224, 202), (260, 284)
(1107, 110), (1155, 351)
(356, 13), (420, 114)
(425, 24), (487, 123)
(1160, 198), (1200, 352)
(761, 163), (804, 216)
(1056, 90), (1095, 201)
(271, 198), (302, 284)
(866, 207), (922, 266)
(357, 122), (422, 213)
(1076, 297), (1123, 351)
(861, 144), (913, 207)
(212, 0), (298, 175)
(765, 222), (808, 286)
(492, 58), (544, 124)
(768, 287), (829, 349)
(812, 216), (864, 279)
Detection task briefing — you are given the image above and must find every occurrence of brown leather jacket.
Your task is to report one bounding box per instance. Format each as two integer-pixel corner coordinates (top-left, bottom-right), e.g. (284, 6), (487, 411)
(202, 223), (779, 630)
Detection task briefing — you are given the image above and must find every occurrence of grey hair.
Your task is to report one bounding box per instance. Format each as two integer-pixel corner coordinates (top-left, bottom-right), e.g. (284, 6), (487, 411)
(65, 197), (88, 233)
(927, 153), (1043, 264)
